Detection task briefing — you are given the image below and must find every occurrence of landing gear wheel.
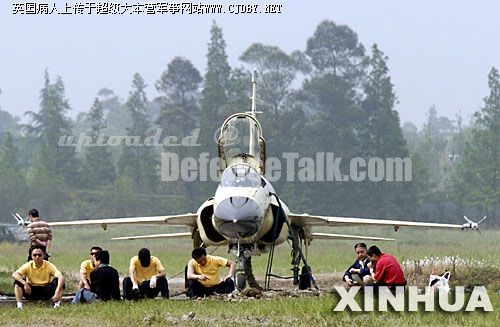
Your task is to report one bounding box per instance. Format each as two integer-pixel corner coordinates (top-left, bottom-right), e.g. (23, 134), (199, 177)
(236, 271), (247, 290)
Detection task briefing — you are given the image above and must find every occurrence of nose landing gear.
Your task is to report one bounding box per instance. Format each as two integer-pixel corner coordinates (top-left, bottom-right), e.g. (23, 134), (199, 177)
(233, 243), (260, 290)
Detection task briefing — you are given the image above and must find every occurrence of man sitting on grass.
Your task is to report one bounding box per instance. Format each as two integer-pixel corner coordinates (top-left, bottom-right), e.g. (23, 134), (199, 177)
(12, 246), (65, 309)
(186, 247), (236, 299)
(122, 248), (169, 300)
(343, 242), (373, 287)
(77, 246), (102, 290)
(367, 245), (406, 292)
(72, 250), (121, 303)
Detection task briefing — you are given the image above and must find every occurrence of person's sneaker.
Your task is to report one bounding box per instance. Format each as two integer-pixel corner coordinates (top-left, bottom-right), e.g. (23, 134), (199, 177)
(53, 300), (61, 308)
(16, 302), (23, 310)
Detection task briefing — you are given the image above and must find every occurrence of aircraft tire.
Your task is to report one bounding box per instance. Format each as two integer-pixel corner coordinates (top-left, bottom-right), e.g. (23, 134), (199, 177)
(236, 271), (247, 290)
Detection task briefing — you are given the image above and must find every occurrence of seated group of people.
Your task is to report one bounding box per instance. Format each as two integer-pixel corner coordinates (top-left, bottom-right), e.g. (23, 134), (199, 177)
(12, 245), (236, 308)
(343, 243), (406, 291)
(73, 246), (169, 303)
(13, 240), (405, 308)
(72, 246), (173, 303)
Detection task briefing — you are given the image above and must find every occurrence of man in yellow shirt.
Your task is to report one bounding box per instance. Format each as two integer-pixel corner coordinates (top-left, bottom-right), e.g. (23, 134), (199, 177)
(186, 247), (235, 299)
(12, 246), (65, 309)
(78, 246), (102, 289)
(122, 248), (169, 299)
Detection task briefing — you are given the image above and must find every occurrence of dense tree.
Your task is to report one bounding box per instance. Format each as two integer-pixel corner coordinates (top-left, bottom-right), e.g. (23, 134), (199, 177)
(0, 133), (22, 176)
(200, 21), (231, 137)
(301, 20), (368, 158)
(0, 109), (21, 141)
(449, 112), (468, 161)
(306, 20), (367, 87)
(83, 98), (116, 188)
(156, 57), (202, 137)
(73, 111), (91, 138)
(303, 73), (361, 154)
(0, 133), (26, 218)
(98, 88), (130, 137)
(240, 43), (310, 115)
(25, 70), (81, 185)
(413, 106), (456, 196)
(402, 122), (420, 154)
(357, 44), (413, 217)
(0, 21), (495, 225)
(155, 57), (203, 207)
(196, 22), (233, 196)
(220, 67), (252, 118)
(453, 67), (500, 218)
(290, 73), (361, 214)
(239, 43), (310, 195)
(277, 22), (368, 215)
(360, 45), (406, 157)
(118, 73), (159, 194)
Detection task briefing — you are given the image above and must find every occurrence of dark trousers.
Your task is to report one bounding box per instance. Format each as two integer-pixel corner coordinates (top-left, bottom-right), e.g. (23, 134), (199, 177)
(187, 278), (235, 299)
(122, 277), (169, 299)
(14, 278), (63, 300)
(369, 282), (406, 295)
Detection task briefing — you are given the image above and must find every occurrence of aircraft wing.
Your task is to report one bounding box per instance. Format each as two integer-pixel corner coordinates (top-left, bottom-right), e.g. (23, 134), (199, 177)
(311, 232), (395, 241)
(111, 232), (192, 241)
(48, 214), (197, 229)
(289, 213), (463, 230)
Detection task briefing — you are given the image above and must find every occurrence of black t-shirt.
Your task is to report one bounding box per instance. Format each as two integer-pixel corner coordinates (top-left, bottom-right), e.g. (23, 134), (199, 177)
(90, 265), (121, 300)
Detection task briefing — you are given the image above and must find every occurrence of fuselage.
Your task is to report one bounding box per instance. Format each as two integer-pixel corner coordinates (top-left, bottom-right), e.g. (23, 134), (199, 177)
(196, 163), (290, 247)
(195, 110), (291, 248)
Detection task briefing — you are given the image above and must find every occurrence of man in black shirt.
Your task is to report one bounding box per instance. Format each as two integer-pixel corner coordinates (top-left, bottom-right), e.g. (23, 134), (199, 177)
(90, 250), (121, 301)
(71, 250), (121, 304)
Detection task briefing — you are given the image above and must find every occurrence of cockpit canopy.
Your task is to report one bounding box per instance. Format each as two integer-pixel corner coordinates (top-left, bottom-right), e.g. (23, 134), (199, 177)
(221, 164), (261, 188)
(218, 113), (266, 174)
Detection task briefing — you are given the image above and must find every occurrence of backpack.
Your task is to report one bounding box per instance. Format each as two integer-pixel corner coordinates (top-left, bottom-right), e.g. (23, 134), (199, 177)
(298, 265), (312, 290)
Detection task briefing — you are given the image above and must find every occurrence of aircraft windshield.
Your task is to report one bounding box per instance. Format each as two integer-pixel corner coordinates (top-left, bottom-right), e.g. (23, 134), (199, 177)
(221, 115), (261, 159)
(221, 165), (261, 188)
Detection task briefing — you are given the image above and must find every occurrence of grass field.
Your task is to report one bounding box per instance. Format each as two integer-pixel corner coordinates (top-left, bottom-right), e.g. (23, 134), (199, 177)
(1, 294), (498, 326)
(0, 226), (499, 325)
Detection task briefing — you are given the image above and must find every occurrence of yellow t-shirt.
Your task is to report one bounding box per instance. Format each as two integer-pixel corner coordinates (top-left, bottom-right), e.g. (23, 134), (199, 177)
(189, 255), (228, 287)
(79, 259), (96, 281)
(130, 255), (164, 283)
(16, 260), (61, 286)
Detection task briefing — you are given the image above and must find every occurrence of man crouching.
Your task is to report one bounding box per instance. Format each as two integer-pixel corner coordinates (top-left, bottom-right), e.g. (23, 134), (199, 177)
(343, 243), (373, 287)
(186, 247), (235, 299)
(12, 246), (65, 309)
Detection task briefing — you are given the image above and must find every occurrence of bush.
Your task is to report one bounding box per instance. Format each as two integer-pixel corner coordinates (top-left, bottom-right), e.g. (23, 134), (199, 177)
(402, 256), (500, 291)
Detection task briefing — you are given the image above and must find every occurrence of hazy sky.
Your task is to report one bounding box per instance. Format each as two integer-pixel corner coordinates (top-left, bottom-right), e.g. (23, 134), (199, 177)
(1, 1), (499, 127)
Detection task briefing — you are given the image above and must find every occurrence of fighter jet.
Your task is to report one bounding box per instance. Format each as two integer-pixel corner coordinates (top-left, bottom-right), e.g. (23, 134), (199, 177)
(25, 73), (485, 290)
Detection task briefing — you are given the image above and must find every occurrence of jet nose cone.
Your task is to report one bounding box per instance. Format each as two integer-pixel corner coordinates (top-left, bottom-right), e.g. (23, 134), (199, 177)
(215, 196), (261, 221)
(214, 196), (263, 238)
(229, 196), (251, 210)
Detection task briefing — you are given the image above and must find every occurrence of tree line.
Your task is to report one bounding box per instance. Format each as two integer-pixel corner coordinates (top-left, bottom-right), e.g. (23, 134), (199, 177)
(0, 20), (498, 227)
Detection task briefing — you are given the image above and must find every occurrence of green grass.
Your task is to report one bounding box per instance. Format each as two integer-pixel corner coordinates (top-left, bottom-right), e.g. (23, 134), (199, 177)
(1, 227), (500, 291)
(0, 227), (499, 325)
(0, 293), (498, 326)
